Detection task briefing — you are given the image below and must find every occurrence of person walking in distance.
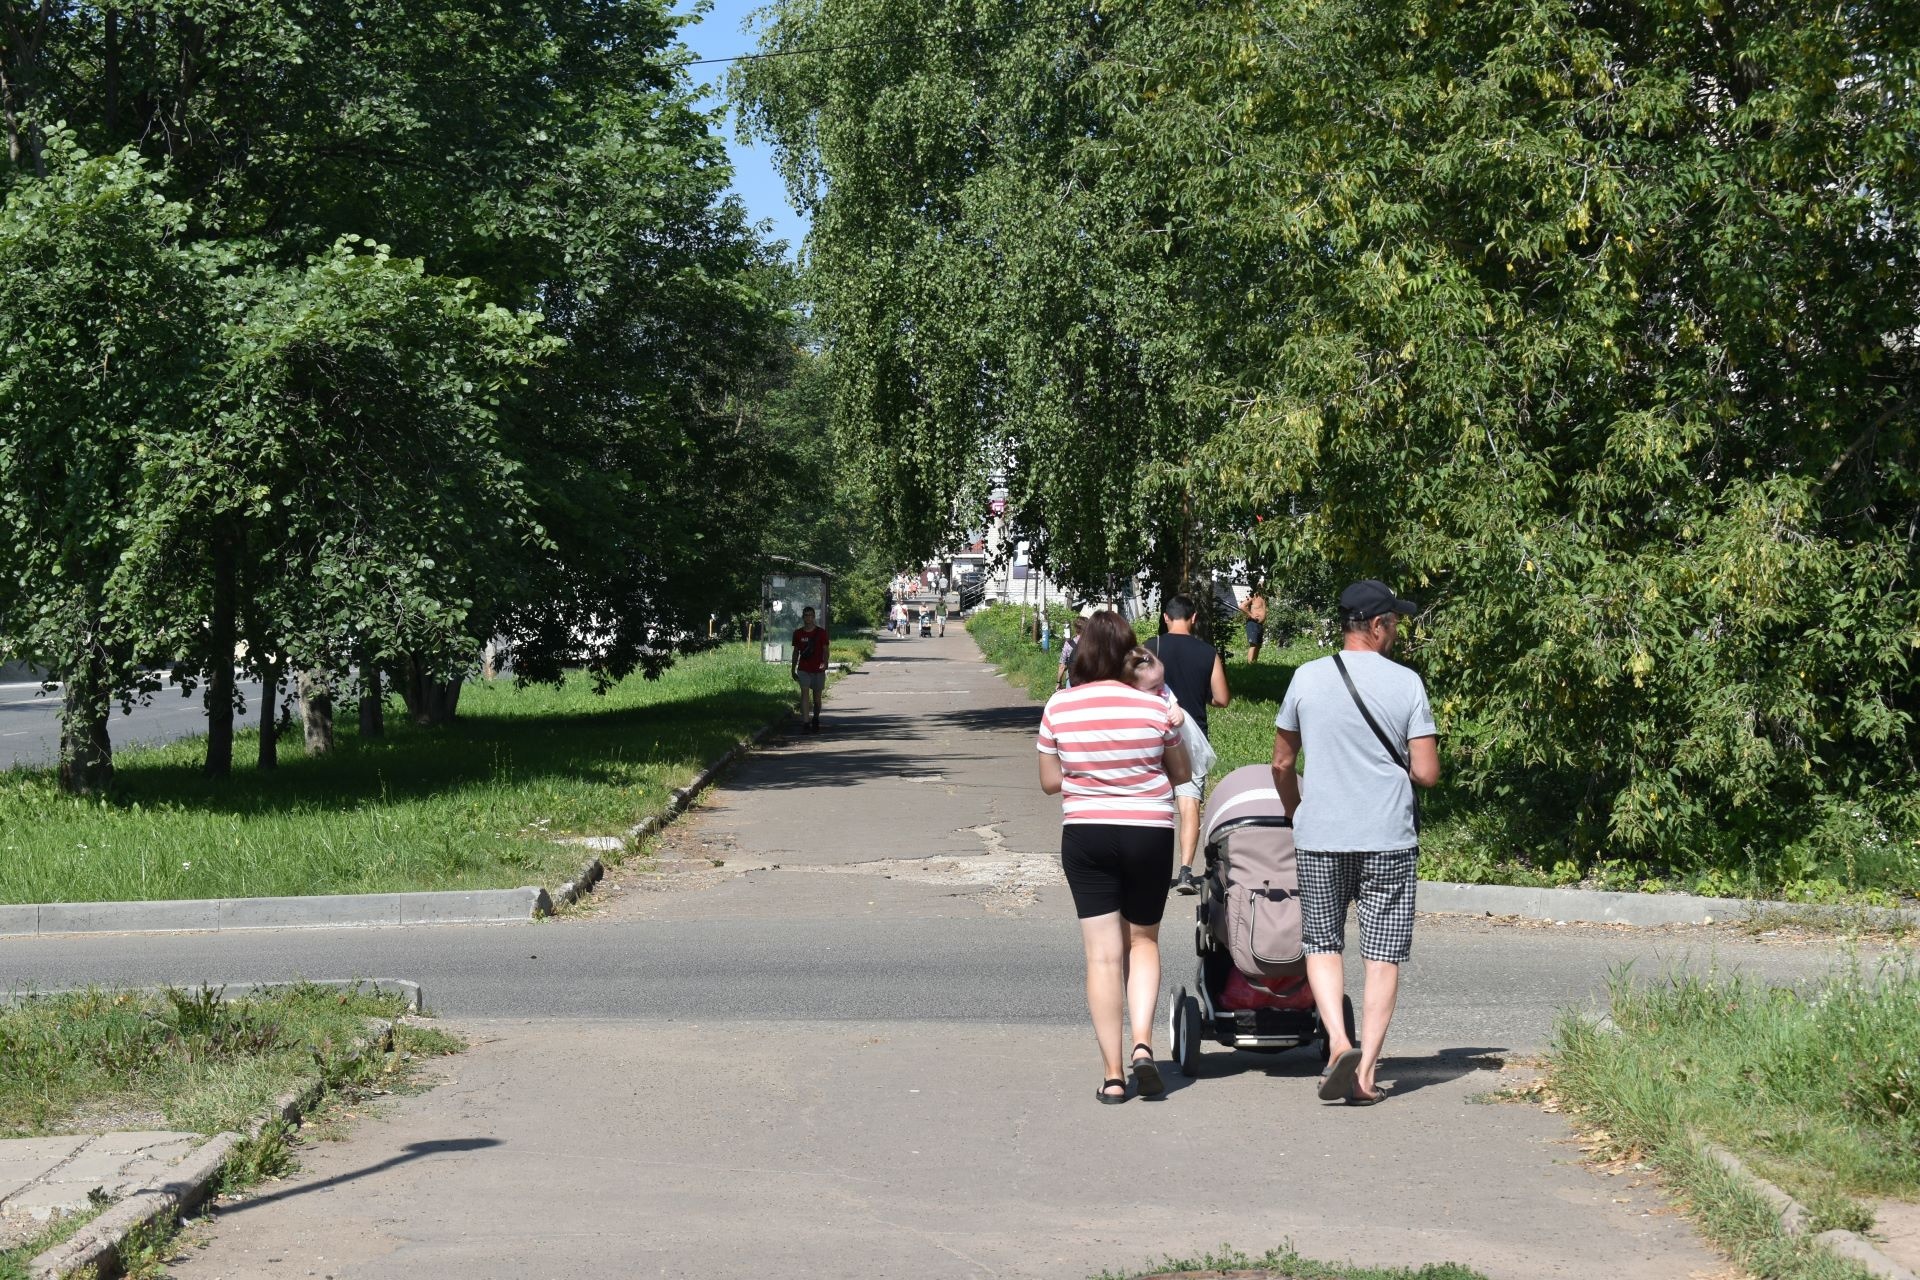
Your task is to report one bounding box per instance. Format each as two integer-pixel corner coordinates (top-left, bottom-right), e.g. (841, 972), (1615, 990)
(790, 606), (830, 733)
(1037, 610), (1193, 1103)
(1238, 586), (1269, 665)
(1146, 594), (1230, 895)
(1271, 580), (1439, 1105)
(1056, 616), (1086, 689)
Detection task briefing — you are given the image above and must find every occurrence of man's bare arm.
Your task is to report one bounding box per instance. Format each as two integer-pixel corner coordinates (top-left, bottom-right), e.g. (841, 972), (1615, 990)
(1209, 655), (1231, 708)
(1408, 735), (1440, 789)
(1271, 728), (1302, 817)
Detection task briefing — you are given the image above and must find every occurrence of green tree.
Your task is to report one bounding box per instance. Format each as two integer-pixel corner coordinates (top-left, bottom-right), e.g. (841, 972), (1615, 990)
(0, 140), (213, 792)
(740, 0), (1920, 885)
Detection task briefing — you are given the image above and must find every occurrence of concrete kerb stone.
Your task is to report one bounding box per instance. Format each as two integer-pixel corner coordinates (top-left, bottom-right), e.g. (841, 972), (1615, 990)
(1418, 879), (1920, 931)
(533, 721), (771, 909)
(3, 979), (425, 1015)
(541, 721), (776, 914)
(29, 1014), (406, 1278)
(1702, 1142), (1918, 1280)
(1, 889), (546, 939)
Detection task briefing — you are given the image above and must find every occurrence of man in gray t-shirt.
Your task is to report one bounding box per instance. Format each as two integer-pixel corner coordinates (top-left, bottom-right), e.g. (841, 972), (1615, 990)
(1272, 579), (1439, 1106)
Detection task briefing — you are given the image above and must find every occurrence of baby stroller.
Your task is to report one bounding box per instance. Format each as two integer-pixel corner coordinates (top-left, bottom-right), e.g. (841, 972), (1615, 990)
(919, 608), (934, 637)
(1168, 765), (1355, 1077)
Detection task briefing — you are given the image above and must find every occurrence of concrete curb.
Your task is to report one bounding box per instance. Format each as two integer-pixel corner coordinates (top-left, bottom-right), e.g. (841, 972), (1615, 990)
(29, 1013), (403, 1278)
(0, 889), (549, 939)
(1418, 879), (1920, 930)
(1702, 1142), (1917, 1280)
(540, 720), (778, 914)
(28, 1133), (239, 1280)
(3, 978), (425, 1014)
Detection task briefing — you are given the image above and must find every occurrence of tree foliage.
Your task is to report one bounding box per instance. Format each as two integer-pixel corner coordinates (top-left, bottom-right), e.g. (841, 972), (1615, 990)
(0, 1), (807, 788)
(738, 0), (1920, 883)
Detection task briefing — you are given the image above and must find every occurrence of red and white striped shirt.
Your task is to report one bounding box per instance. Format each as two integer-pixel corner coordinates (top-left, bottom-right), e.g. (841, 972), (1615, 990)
(1036, 681), (1181, 828)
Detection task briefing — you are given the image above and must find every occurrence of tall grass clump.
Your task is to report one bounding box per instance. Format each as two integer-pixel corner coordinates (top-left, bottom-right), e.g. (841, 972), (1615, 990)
(1550, 962), (1920, 1278)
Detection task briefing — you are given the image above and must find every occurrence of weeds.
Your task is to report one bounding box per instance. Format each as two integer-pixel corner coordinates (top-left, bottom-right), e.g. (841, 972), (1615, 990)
(1091, 1244), (1485, 1280)
(1549, 960), (1920, 1278)
(0, 983), (414, 1137)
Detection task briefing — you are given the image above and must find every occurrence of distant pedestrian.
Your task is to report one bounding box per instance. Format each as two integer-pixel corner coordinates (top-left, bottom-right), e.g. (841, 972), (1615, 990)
(1037, 609), (1192, 1104)
(1056, 616), (1087, 689)
(893, 601), (910, 636)
(1238, 586), (1269, 664)
(1270, 580), (1439, 1106)
(790, 606), (830, 733)
(1146, 594), (1230, 895)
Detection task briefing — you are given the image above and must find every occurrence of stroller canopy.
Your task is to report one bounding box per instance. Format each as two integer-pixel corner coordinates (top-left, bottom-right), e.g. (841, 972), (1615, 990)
(1202, 764), (1290, 842)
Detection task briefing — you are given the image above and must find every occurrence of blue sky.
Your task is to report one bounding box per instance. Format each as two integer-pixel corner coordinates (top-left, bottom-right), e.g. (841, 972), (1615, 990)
(676, 0), (810, 261)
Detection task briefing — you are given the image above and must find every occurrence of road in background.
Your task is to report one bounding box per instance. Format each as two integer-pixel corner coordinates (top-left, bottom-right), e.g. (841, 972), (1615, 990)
(0, 677), (268, 770)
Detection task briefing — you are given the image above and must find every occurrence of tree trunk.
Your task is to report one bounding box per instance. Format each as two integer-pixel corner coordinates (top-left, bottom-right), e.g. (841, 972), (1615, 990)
(400, 654), (464, 726)
(204, 533), (238, 778)
(257, 657), (279, 770)
(57, 638), (114, 795)
(102, 11), (118, 135)
(299, 669), (335, 755)
(358, 661), (384, 738)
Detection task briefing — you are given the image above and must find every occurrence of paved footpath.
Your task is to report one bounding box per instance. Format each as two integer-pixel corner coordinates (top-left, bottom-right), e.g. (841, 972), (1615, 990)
(8, 630), (1883, 1279)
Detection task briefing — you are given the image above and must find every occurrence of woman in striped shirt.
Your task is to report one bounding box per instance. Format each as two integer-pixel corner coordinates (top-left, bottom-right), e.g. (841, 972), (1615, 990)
(1037, 609), (1193, 1104)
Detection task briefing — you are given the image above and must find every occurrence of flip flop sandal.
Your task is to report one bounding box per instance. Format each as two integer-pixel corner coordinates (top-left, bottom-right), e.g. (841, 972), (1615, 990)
(1129, 1044), (1165, 1097)
(1318, 1047), (1362, 1101)
(1096, 1078), (1128, 1105)
(1346, 1081), (1392, 1107)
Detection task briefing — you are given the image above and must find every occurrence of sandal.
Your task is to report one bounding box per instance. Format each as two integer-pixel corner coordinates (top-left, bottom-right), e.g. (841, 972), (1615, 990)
(1345, 1081), (1392, 1107)
(1096, 1077), (1128, 1105)
(1318, 1047), (1361, 1101)
(1129, 1044), (1165, 1097)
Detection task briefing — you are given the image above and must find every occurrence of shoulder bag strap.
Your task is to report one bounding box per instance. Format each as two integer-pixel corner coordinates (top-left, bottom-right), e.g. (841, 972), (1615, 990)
(1332, 652), (1419, 833)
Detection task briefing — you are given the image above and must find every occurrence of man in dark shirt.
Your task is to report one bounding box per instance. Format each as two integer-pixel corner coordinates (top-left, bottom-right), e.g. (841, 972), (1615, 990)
(1145, 594), (1231, 892)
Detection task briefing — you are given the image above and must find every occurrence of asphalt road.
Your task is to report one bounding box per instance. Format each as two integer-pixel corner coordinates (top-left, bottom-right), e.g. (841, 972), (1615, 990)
(0, 677), (267, 770)
(0, 910), (1862, 1050)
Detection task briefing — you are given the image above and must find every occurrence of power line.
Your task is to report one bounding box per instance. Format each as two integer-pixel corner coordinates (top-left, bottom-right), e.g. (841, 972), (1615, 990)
(677, 10), (1106, 68)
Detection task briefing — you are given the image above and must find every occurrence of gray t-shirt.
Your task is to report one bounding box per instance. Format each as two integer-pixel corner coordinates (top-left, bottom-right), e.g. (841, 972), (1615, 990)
(1274, 650), (1437, 852)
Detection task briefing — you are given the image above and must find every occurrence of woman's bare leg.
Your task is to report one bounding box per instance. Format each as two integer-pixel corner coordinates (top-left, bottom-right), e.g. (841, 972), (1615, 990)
(1079, 912), (1127, 1092)
(1123, 920), (1162, 1055)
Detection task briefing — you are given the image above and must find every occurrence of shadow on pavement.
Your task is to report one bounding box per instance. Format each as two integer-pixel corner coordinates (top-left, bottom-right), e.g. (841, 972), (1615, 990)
(217, 1138), (502, 1216)
(1381, 1046), (1510, 1096)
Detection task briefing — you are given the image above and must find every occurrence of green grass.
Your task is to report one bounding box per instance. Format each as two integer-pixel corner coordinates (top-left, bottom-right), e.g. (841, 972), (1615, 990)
(1548, 962), (1920, 1279)
(1091, 1245), (1485, 1280)
(0, 636), (872, 904)
(0, 982), (456, 1138)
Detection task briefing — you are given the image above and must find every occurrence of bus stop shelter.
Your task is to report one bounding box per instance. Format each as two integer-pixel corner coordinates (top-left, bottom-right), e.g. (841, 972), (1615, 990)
(761, 558), (832, 663)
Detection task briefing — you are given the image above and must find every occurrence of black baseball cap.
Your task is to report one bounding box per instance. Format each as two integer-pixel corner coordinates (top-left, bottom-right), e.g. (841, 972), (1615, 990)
(1339, 579), (1418, 619)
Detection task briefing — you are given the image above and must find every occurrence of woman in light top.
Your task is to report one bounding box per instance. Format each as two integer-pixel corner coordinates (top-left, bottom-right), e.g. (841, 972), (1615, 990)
(1036, 609), (1192, 1103)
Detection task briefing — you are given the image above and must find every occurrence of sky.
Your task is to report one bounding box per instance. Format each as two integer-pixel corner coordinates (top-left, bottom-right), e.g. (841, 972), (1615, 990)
(674, 0), (810, 260)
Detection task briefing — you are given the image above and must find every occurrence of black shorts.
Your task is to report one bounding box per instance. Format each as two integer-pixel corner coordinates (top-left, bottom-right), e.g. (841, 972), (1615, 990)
(1244, 619), (1264, 646)
(1061, 824), (1175, 924)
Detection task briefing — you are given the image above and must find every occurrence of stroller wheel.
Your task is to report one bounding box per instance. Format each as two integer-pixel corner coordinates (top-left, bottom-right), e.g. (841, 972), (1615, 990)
(1173, 992), (1203, 1077)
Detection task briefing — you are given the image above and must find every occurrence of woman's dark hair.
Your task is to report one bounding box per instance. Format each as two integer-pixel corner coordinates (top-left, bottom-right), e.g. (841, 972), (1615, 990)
(1069, 609), (1138, 685)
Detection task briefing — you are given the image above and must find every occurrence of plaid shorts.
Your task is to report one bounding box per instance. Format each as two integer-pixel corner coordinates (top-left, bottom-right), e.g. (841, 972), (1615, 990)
(1296, 847), (1419, 964)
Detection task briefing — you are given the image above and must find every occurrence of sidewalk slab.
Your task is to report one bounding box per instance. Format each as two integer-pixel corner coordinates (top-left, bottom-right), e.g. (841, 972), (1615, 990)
(0, 1130), (201, 1228)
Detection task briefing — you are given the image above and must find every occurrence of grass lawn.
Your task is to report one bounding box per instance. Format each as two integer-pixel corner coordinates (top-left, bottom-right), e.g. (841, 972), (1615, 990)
(0, 636), (872, 905)
(1548, 962), (1920, 1279)
(0, 982), (455, 1138)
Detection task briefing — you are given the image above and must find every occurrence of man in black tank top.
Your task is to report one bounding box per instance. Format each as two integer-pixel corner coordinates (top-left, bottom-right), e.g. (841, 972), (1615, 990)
(1145, 594), (1231, 893)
